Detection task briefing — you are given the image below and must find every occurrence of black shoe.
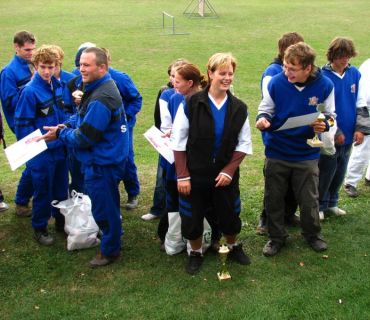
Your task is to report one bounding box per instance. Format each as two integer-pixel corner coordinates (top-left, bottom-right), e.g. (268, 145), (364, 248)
(263, 240), (285, 257)
(55, 216), (65, 232)
(344, 184), (359, 198)
(365, 178), (370, 187)
(186, 251), (203, 275)
(228, 243), (251, 265)
(34, 229), (55, 246)
(257, 216), (268, 235)
(307, 236), (327, 252)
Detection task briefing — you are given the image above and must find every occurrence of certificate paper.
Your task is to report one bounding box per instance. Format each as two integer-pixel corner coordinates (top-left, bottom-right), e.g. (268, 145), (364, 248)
(4, 129), (47, 171)
(144, 126), (174, 164)
(275, 112), (320, 131)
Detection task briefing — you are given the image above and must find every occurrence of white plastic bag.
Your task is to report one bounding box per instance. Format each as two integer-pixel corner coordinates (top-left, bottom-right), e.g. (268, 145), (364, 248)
(164, 212), (212, 255)
(52, 190), (100, 251)
(321, 119), (337, 156)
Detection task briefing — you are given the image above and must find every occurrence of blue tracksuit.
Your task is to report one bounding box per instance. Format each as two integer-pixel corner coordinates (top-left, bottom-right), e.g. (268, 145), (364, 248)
(58, 69), (75, 93)
(60, 73), (129, 256)
(108, 67), (142, 197)
(1, 54), (32, 133)
(14, 73), (69, 230)
(1, 54), (34, 206)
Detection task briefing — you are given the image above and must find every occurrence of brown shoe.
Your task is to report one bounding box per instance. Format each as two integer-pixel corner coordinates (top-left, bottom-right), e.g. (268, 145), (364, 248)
(88, 251), (121, 268)
(16, 204), (32, 217)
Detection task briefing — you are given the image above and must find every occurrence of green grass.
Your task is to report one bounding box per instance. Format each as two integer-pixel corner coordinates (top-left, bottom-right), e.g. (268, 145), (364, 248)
(1, 0), (370, 319)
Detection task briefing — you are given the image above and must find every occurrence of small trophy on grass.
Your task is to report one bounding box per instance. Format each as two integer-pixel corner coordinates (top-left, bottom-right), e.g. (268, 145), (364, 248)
(217, 237), (231, 281)
(307, 104), (326, 148)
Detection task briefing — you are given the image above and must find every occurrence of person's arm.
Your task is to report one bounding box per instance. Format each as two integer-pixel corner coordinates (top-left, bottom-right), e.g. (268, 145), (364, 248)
(14, 89), (37, 141)
(58, 100), (113, 148)
(256, 86), (275, 131)
(353, 75), (370, 145)
(0, 69), (20, 133)
(219, 115), (253, 180)
(159, 96), (172, 133)
(117, 73), (142, 120)
(170, 101), (191, 195)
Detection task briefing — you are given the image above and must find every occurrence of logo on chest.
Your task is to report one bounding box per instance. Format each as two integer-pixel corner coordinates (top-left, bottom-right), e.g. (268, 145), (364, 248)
(351, 84), (356, 93)
(308, 96), (319, 106)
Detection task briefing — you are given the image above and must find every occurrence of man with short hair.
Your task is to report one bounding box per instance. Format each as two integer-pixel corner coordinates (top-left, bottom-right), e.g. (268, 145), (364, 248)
(41, 47), (129, 268)
(256, 42), (335, 257)
(319, 37), (369, 217)
(0, 30), (37, 217)
(257, 32), (304, 235)
(14, 45), (69, 245)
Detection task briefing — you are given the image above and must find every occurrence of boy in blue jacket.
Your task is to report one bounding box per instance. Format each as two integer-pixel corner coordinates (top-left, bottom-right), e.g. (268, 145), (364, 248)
(14, 45), (69, 245)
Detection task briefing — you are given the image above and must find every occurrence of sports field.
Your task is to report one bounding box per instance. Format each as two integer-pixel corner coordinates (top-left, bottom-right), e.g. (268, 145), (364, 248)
(1, 0), (370, 319)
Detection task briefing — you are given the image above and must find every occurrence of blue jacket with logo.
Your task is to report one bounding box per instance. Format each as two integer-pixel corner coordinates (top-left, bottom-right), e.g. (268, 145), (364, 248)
(1, 54), (32, 132)
(60, 73), (129, 166)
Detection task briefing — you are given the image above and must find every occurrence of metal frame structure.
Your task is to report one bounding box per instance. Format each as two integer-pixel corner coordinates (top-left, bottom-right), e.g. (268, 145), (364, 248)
(149, 12), (190, 36)
(183, 0), (219, 19)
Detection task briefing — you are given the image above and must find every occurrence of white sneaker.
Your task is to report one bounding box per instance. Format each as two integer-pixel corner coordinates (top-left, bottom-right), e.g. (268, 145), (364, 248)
(327, 207), (347, 216)
(141, 213), (160, 221)
(319, 211), (325, 222)
(0, 202), (8, 212)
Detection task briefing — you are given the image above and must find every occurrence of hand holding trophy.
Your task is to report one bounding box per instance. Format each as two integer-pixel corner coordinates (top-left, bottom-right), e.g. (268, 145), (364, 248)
(307, 103), (326, 148)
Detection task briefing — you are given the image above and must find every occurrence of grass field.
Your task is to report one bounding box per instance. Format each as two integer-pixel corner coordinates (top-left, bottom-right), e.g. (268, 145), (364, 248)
(1, 0), (370, 319)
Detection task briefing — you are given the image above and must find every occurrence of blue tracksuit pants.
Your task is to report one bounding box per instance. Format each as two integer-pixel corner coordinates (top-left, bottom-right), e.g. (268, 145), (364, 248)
(84, 160), (126, 256)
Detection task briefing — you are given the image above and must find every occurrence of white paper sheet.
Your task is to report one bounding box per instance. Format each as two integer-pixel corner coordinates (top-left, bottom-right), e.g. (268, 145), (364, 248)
(275, 112), (321, 131)
(143, 126), (174, 164)
(4, 129), (47, 171)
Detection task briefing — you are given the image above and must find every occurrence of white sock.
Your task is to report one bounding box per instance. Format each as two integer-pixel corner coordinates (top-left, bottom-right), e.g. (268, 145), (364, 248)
(188, 247), (202, 255)
(226, 243), (237, 249)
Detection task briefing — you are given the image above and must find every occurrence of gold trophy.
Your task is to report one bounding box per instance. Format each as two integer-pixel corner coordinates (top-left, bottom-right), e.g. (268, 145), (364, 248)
(217, 238), (231, 281)
(307, 113), (326, 148)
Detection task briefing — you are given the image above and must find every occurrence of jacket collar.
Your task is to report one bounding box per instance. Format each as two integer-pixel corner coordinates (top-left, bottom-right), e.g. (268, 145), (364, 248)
(84, 73), (111, 92)
(14, 53), (29, 66)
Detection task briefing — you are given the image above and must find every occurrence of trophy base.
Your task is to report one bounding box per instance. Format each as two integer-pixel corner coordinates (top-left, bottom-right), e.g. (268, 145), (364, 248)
(307, 139), (323, 148)
(217, 272), (231, 281)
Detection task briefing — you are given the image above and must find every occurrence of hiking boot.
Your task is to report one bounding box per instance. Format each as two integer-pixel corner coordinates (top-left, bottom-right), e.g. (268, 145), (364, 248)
(263, 240), (285, 257)
(228, 243), (251, 265)
(55, 215), (65, 232)
(186, 251), (203, 275)
(257, 216), (268, 235)
(307, 236), (327, 252)
(210, 239), (220, 253)
(344, 184), (359, 198)
(327, 206), (347, 216)
(285, 214), (300, 227)
(34, 229), (55, 246)
(125, 195), (138, 210)
(0, 202), (8, 212)
(16, 204), (32, 217)
(141, 213), (159, 221)
(365, 178), (370, 186)
(89, 251), (122, 268)
(319, 211), (325, 222)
